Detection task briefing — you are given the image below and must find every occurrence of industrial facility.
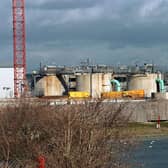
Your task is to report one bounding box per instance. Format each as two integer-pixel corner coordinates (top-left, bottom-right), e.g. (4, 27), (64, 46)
(1, 0), (168, 124)
(21, 63), (167, 100)
(0, 1), (168, 101)
(1, 62), (167, 103)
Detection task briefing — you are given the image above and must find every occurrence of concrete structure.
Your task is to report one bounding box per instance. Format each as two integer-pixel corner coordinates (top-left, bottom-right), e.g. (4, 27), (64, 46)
(67, 75), (76, 91)
(127, 100), (168, 122)
(35, 75), (65, 97)
(151, 92), (168, 100)
(0, 67), (14, 98)
(0, 98), (167, 123)
(128, 73), (160, 97)
(76, 73), (112, 98)
(31, 64), (167, 99)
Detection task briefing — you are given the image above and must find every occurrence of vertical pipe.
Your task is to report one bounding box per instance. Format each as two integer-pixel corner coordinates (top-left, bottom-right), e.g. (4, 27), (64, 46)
(111, 79), (121, 91)
(90, 67), (93, 98)
(156, 79), (165, 93)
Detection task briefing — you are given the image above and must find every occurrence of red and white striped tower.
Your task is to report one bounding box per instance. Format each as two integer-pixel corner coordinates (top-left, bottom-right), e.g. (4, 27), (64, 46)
(12, 0), (26, 97)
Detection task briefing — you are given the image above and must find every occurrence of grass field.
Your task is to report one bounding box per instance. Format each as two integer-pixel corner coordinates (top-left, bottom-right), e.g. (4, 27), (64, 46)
(127, 122), (168, 138)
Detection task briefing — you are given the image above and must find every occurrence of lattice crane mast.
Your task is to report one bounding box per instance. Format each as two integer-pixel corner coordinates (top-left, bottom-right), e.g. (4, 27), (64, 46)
(12, 0), (26, 97)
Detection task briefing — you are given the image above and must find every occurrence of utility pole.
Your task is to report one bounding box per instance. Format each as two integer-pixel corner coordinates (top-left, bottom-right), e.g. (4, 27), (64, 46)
(12, 0), (26, 97)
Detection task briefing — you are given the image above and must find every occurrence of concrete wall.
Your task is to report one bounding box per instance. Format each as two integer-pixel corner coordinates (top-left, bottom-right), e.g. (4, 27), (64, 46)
(121, 100), (168, 122)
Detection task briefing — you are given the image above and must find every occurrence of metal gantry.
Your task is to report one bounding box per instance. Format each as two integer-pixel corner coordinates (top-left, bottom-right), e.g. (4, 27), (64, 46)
(12, 0), (26, 97)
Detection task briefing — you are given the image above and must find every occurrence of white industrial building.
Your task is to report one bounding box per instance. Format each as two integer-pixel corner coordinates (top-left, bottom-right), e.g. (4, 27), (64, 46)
(0, 67), (14, 98)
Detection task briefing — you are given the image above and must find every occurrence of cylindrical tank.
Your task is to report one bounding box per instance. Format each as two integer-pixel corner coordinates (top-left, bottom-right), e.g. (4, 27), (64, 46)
(35, 75), (65, 97)
(128, 73), (159, 97)
(76, 73), (112, 98)
(102, 73), (112, 92)
(76, 73), (90, 93)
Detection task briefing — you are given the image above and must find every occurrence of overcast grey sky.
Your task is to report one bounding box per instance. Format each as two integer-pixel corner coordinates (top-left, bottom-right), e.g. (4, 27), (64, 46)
(1, 0), (168, 71)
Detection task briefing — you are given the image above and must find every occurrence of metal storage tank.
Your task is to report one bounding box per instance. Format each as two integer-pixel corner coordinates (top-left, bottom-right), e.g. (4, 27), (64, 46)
(128, 73), (159, 97)
(76, 73), (112, 98)
(35, 75), (65, 97)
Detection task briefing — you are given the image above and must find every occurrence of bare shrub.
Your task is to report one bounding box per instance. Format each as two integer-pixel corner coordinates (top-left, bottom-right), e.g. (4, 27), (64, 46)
(0, 100), (135, 168)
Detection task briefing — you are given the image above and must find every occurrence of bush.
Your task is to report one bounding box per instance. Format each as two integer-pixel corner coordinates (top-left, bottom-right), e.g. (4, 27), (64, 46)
(0, 100), (135, 168)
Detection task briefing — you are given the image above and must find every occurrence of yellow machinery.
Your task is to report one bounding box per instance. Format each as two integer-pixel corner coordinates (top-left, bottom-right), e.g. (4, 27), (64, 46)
(101, 91), (122, 99)
(101, 90), (145, 99)
(69, 90), (144, 99)
(122, 90), (144, 98)
(69, 91), (90, 98)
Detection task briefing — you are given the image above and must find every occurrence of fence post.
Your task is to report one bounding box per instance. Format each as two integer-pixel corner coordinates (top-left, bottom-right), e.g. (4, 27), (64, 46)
(156, 115), (160, 129)
(38, 156), (45, 168)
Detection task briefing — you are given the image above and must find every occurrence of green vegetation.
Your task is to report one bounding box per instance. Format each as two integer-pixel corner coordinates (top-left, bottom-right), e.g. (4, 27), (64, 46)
(127, 122), (168, 138)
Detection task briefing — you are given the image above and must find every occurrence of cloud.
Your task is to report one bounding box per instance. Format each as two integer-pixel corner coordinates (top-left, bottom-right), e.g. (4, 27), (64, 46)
(139, 0), (162, 17)
(1, 0), (168, 70)
(27, 0), (102, 10)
